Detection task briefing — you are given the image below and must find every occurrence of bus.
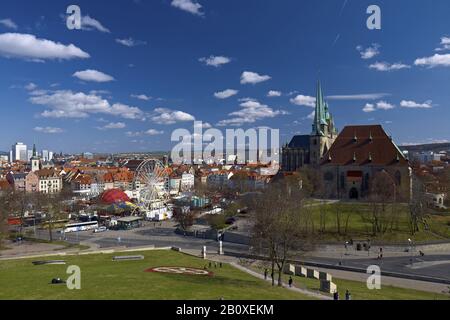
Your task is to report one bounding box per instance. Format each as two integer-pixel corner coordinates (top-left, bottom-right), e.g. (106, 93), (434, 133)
(64, 221), (99, 233)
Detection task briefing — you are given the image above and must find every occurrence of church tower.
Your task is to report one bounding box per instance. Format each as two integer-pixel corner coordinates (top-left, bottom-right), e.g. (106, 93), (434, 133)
(309, 81), (337, 165)
(31, 144), (40, 172)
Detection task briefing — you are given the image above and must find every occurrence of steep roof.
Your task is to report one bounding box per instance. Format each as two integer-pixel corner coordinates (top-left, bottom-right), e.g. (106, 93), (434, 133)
(321, 125), (408, 166)
(288, 135), (311, 149)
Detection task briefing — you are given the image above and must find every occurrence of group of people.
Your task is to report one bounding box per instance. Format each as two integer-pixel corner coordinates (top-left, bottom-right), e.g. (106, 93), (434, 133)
(333, 290), (352, 301)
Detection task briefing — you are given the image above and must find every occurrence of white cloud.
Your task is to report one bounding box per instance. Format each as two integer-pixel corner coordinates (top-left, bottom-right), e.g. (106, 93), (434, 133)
(414, 53), (450, 68)
(306, 111), (315, 120)
(267, 90), (282, 97)
(327, 93), (390, 100)
(199, 55), (230, 67)
(0, 18), (18, 30)
(116, 38), (146, 47)
(369, 61), (410, 71)
(240, 71), (271, 85)
(356, 43), (380, 59)
(98, 122), (126, 130)
(194, 122), (212, 129)
(145, 129), (164, 136)
(81, 15), (110, 33)
(152, 107), (195, 125)
(0, 33), (90, 61)
(29, 90), (145, 120)
(214, 89), (238, 99)
(34, 126), (63, 134)
(290, 95), (316, 107)
(73, 69), (114, 83)
(131, 94), (152, 101)
(362, 103), (376, 113)
(217, 99), (285, 126)
(376, 101), (395, 110)
(362, 101), (395, 112)
(25, 82), (37, 91)
(435, 37), (450, 51)
(171, 0), (204, 16)
(400, 100), (433, 109)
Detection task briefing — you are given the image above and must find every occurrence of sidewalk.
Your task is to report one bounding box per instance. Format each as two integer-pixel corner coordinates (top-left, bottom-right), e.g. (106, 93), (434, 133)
(230, 262), (332, 300)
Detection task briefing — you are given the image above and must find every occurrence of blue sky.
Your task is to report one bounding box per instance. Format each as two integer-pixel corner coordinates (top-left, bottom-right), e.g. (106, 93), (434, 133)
(0, 0), (449, 153)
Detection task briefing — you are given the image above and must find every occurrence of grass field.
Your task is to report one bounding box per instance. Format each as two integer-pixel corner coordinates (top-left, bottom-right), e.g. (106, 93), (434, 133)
(0, 250), (313, 300)
(308, 202), (450, 243)
(247, 263), (450, 300)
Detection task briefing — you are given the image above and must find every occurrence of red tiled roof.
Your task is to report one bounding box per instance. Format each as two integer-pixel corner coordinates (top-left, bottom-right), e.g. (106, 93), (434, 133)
(322, 125), (408, 166)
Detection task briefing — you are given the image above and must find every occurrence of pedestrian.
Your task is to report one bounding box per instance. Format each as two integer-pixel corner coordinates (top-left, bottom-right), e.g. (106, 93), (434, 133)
(333, 291), (340, 301)
(220, 262), (222, 268)
(264, 269), (268, 280)
(214, 262), (217, 268)
(271, 271), (274, 280)
(288, 276), (293, 288)
(345, 290), (352, 301)
(209, 262), (212, 268)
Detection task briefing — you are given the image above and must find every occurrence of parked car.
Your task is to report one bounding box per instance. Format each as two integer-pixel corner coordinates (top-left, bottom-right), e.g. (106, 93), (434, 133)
(225, 217), (236, 225)
(93, 226), (107, 233)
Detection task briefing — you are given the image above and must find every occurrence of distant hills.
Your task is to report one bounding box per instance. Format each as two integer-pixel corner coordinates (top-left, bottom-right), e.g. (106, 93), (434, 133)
(400, 143), (450, 154)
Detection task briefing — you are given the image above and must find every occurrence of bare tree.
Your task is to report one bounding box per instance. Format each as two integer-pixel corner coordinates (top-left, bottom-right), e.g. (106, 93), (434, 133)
(368, 171), (397, 236)
(249, 181), (313, 287)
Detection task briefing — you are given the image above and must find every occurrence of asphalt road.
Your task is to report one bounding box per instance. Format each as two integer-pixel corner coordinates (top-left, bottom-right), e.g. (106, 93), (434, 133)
(30, 226), (450, 282)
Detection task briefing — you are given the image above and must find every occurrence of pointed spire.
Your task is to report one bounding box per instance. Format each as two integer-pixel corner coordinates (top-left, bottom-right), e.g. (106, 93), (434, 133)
(32, 143), (37, 157)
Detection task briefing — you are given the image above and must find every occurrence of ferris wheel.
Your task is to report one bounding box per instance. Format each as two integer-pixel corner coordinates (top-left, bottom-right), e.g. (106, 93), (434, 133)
(133, 159), (169, 211)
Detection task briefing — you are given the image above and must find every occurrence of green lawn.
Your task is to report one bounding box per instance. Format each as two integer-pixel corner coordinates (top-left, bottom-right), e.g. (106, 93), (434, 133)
(0, 250), (312, 300)
(308, 202), (450, 243)
(247, 263), (450, 300)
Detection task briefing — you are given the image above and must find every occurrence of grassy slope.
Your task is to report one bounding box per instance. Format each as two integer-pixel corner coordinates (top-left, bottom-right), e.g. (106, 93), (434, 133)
(0, 250), (312, 300)
(308, 203), (450, 242)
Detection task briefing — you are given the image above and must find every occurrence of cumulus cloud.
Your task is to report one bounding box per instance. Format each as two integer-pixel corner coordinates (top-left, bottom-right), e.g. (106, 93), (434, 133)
(369, 61), (410, 71)
(97, 122), (126, 130)
(171, 0), (204, 16)
(363, 101), (395, 112)
(25, 82), (38, 91)
(29, 90), (145, 120)
(126, 130), (164, 137)
(199, 55), (230, 67)
(435, 37), (450, 51)
(0, 18), (18, 30)
(214, 89), (238, 99)
(0, 33), (90, 61)
(400, 100), (433, 109)
(73, 69), (114, 83)
(267, 90), (282, 97)
(34, 126), (64, 134)
(356, 43), (380, 59)
(116, 38), (147, 47)
(415, 53), (450, 68)
(290, 95), (316, 107)
(152, 107), (195, 125)
(240, 71), (271, 85)
(217, 99), (286, 126)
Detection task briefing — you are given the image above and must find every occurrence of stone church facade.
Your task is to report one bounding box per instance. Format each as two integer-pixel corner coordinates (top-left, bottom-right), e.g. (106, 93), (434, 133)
(282, 82), (412, 201)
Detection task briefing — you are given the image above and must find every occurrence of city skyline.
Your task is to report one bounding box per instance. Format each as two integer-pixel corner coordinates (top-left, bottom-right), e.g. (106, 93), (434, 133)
(1, 0), (449, 154)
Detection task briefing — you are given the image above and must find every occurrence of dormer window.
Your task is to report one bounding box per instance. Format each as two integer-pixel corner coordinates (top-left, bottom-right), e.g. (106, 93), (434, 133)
(368, 153), (372, 162)
(353, 152), (357, 162)
(353, 133), (358, 143)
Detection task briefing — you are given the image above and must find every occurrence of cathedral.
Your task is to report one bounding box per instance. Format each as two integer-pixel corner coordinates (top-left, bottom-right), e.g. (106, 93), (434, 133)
(282, 81), (412, 201)
(282, 81), (337, 171)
